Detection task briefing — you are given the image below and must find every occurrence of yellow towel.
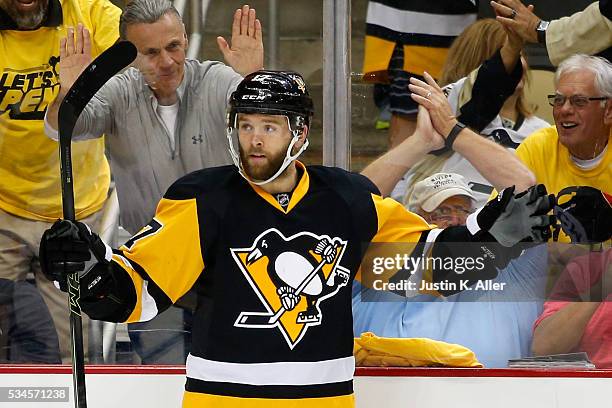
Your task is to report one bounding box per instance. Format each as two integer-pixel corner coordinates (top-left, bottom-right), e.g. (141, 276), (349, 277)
(354, 332), (483, 368)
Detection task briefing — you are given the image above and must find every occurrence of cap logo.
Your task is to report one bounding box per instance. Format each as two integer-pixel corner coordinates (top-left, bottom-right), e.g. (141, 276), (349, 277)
(429, 174), (456, 190)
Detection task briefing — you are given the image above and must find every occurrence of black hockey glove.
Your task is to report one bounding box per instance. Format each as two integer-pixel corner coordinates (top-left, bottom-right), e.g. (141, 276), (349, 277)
(40, 220), (111, 292)
(469, 184), (556, 247)
(555, 186), (612, 243)
(40, 220), (137, 322)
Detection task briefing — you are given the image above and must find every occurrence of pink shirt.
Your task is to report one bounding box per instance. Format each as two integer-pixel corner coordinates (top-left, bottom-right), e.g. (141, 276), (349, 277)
(533, 249), (612, 368)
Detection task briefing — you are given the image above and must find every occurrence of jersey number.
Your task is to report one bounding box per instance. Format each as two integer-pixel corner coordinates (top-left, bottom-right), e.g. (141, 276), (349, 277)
(123, 219), (163, 250)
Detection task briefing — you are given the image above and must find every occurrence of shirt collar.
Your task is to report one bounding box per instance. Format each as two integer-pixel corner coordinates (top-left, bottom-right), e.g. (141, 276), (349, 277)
(248, 161), (310, 214)
(570, 143), (608, 170)
(0, 0), (63, 30)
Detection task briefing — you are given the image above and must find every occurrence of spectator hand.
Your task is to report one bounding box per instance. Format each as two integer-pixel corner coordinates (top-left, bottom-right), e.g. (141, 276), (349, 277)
(555, 186), (612, 243)
(491, 0), (540, 44)
(501, 24), (526, 52)
(473, 184), (555, 247)
(409, 72), (457, 138)
(414, 105), (445, 151)
(40, 220), (111, 292)
(217, 5), (264, 76)
(58, 24), (92, 99)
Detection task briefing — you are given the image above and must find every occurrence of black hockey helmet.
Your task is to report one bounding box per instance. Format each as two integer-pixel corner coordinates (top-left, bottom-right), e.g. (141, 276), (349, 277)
(228, 70), (314, 130)
(226, 70), (314, 185)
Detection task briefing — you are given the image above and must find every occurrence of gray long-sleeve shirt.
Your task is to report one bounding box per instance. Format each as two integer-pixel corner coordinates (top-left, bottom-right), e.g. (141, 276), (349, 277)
(46, 59), (242, 234)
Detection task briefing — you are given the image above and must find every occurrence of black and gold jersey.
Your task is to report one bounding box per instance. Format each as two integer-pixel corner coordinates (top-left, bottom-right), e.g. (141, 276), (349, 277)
(103, 162), (436, 407)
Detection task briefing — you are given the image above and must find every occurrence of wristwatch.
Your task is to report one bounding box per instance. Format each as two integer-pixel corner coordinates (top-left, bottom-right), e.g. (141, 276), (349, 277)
(536, 20), (549, 44)
(445, 122), (466, 150)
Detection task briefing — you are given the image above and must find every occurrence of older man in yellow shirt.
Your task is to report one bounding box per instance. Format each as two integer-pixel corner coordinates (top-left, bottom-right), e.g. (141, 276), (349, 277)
(515, 54), (611, 243)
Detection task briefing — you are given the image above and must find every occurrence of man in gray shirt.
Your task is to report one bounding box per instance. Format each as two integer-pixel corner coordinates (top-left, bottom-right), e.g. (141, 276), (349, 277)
(45, 0), (264, 235)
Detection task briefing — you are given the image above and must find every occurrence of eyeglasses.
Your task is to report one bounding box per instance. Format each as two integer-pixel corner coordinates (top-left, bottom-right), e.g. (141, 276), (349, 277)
(428, 206), (472, 220)
(547, 94), (608, 108)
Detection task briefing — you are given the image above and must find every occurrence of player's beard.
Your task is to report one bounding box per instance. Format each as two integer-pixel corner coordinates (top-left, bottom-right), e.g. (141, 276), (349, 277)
(239, 142), (289, 182)
(1, 0), (49, 29)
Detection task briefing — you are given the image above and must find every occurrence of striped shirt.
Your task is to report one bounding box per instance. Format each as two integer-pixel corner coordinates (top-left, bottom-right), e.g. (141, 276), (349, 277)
(363, 0), (478, 79)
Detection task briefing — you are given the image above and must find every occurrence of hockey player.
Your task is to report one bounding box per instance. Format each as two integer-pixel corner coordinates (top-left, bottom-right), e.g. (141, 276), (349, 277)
(40, 70), (555, 407)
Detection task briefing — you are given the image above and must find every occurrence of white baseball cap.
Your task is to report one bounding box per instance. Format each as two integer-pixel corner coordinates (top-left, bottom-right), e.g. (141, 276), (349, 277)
(408, 173), (476, 213)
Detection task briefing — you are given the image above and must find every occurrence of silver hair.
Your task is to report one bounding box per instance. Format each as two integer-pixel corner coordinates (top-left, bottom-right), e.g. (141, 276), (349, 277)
(119, 0), (182, 40)
(555, 54), (612, 98)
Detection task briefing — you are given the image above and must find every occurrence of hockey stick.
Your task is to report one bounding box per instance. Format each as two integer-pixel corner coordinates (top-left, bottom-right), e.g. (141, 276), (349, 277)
(58, 40), (137, 408)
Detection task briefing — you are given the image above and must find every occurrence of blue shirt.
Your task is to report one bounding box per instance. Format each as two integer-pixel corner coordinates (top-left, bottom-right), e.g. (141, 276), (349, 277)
(352, 245), (548, 367)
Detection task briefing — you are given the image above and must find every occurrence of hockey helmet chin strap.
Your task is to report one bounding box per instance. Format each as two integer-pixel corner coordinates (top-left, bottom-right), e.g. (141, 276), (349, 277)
(227, 115), (309, 186)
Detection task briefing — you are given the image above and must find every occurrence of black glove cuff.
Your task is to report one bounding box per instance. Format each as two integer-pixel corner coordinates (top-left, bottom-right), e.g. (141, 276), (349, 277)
(80, 263), (137, 322)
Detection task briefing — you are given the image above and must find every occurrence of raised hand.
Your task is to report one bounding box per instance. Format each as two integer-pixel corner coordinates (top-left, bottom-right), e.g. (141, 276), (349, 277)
(409, 72), (457, 138)
(217, 5), (264, 76)
(491, 0), (540, 44)
(414, 105), (445, 152)
(58, 24), (92, 98)
(502, 22), (526, 52)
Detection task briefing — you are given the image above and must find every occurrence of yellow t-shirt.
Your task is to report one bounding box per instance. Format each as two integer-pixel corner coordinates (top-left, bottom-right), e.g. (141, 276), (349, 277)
(0, 0), (121, 221)
(515, 126), (612, 242)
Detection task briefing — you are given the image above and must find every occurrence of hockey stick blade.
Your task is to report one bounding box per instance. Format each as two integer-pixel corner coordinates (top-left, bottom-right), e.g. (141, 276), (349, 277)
(59, 40), (137, 219)
(235, 311), (279, 328)
(59, 41), (137, 148)
(57, 40), (136, 408)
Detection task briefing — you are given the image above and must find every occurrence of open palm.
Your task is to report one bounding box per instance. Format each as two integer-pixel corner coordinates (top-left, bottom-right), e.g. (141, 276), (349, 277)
(59, 24), (92, 97)
(217, 5), (264, 76)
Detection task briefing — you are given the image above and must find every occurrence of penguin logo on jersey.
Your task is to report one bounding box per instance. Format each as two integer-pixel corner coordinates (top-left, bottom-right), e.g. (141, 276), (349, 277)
(231, 228), (350, 349)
